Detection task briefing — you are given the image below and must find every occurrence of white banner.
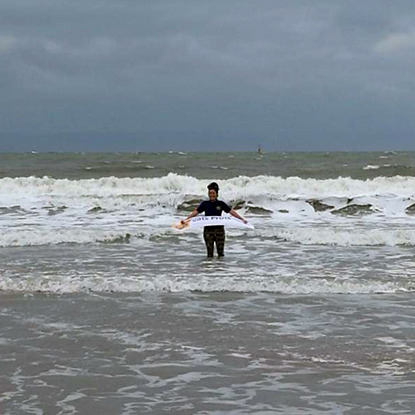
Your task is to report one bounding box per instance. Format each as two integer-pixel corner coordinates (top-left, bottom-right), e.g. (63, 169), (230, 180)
(174, 215), (254, 230)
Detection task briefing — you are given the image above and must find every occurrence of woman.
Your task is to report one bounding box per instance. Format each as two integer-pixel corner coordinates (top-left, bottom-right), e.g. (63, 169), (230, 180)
(181, 182), (247, 257)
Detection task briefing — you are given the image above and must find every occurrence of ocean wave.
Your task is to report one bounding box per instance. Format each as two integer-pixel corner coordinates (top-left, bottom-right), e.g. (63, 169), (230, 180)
(362, 164), (414, 174)
(268, 228), (415, 247)
(0, 229), (137, 247)
(2, 174), (415, 250)
(0, 174), (201, 197)
(0, 274), (409, 294)
(363, 165), (381, 170)
(0, 205), (28, 215)
(2, 174), (415, 220)
(3, 226), (415, 248)
(2, 174), (415, 199)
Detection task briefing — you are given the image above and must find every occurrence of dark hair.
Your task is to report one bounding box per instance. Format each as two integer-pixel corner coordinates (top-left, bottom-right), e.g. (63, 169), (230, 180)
(207, 182), (219, 194)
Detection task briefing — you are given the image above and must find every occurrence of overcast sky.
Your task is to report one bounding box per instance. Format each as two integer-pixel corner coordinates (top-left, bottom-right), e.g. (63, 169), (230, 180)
(1, 0), (415, 152)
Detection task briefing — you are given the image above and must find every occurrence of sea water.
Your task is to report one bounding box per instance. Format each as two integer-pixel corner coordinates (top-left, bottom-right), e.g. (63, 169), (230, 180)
(1, 152), (415, 414)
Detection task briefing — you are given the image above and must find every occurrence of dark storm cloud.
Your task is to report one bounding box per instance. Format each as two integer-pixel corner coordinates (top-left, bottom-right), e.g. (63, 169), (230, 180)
(1, 0), (415, 151)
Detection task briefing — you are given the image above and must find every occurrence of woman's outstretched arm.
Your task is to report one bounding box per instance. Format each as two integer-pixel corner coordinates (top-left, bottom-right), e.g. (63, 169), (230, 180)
(229, 209), (247, 223)
(181, 208), (199, 224)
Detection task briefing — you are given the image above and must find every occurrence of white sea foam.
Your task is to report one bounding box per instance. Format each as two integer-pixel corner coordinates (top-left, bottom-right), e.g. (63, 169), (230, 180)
(2, 224), (415, 248)
(0, 229), (136, 247)
(268, 228), (415, 247)
(0, 274), (406, 294)
(0, 174), (201, 197)
(2, 174), (415, 248)
(2, 174), (415, 199)
(2, 174), (415, 220)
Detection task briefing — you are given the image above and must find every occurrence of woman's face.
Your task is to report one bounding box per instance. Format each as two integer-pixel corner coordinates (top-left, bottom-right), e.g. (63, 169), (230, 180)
(208, 189), (217, 201)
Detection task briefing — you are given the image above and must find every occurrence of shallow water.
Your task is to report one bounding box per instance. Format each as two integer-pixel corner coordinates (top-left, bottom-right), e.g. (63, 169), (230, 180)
(1, 292), (415, 414)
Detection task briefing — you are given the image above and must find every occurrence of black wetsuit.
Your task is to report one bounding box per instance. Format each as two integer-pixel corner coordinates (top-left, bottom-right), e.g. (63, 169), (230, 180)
(197, 200), (231, 257)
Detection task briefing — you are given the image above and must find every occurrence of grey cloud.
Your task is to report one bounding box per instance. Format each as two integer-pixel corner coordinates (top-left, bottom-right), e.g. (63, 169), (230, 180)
(1, 0), (415, 151)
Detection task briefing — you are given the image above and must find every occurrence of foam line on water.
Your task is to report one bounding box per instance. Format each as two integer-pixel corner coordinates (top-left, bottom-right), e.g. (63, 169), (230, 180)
(0, 274), (408, 294)
(2, 174), (415, 198)
(262, 228), (415, 247)
(3, 226), (415, 247)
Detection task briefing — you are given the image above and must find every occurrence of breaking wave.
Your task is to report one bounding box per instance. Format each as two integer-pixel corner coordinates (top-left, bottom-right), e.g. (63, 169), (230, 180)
(2, 226), (415, 247)
(267, 228), (415, 247)
(2, 173), (415, 198)
(0, 274), (411, 295)
(2, 173), (415, 249)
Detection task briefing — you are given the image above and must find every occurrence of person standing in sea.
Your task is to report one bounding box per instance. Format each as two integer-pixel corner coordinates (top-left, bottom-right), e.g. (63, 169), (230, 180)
(181, 182), (247, 258)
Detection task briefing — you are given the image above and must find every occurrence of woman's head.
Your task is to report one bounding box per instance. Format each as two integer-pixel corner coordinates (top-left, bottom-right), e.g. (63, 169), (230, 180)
(207, 182), (219, 200)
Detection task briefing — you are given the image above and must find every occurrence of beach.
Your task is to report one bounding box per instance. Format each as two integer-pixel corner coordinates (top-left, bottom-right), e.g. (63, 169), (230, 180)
(1, 151), (415, 413)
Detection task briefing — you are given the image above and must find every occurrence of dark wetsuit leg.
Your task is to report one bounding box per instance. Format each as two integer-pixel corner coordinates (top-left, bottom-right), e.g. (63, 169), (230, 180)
(203, 227), (215, 257)
(215, 227), (225, 257)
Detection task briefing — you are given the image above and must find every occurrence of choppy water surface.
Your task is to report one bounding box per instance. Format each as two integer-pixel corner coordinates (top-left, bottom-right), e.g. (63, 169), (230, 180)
(2, 151), (415, 179)
(1, 292), (415, 414)
(1, 152), (415, 413)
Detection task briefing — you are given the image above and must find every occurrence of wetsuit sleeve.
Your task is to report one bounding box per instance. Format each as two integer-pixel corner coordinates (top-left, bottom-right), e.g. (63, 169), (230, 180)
(197, 201), (206, 213)
(221, 201), (231, 213)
